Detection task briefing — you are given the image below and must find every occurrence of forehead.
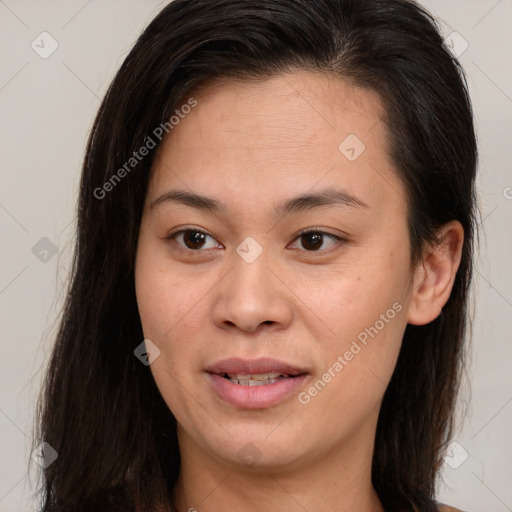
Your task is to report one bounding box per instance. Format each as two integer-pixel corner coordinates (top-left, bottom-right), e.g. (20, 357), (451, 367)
(147, 71), (405, 218)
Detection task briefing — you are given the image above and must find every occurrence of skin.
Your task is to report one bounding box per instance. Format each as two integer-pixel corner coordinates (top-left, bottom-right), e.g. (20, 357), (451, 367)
(134, 70), (463, 512)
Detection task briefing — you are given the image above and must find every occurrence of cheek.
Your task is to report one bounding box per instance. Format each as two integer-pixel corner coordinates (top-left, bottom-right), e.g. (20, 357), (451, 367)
(290, 250), (408, 405)
(297, 298), (407, 442)
(135, 241), (205, 342)
(134, 244), (214, 417)
(291, 256), (408, 343)
(135, 250), (206, 422)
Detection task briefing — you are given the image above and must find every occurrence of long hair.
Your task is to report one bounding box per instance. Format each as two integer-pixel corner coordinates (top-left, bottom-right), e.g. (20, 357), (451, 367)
(34, 1), (478, 510)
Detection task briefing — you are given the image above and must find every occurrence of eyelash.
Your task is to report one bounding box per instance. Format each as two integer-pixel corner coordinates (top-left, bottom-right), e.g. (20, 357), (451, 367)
(165, 227), (346, 255)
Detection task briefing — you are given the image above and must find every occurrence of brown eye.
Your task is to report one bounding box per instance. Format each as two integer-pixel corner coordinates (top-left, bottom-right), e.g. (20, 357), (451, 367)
(167, 229), (221, 251)
(300, 232), (324, 251)
(182, 230), (208, 249)
(291, 229), (344, 252)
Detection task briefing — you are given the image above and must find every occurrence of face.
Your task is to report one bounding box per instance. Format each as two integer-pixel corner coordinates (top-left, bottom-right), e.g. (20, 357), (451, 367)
(135, 71), (416, 472)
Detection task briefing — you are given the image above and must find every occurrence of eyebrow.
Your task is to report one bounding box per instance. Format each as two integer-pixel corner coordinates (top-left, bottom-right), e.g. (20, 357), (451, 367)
(150, 187), (369, 219)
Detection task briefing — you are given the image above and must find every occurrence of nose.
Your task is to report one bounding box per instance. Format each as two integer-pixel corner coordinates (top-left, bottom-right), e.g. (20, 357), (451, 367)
(211, 243), (293, 333)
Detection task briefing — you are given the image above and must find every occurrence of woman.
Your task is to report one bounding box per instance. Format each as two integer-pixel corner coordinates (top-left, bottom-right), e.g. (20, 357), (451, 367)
(34, 1), (477, 511)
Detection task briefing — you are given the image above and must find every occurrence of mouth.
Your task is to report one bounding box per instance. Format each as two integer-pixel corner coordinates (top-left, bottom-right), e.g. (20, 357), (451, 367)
(205, 356), (308, 382)
(205, 357), (309, 408)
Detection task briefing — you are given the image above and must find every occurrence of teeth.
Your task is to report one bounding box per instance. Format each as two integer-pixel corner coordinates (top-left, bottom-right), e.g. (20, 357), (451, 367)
(224, 372), (290, 386)
(227, 372), (284, 381)
(230, 378), (281, 386)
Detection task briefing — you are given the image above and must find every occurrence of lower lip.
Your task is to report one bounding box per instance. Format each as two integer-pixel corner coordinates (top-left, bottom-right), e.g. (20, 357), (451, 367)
(207, 373), (308, 409)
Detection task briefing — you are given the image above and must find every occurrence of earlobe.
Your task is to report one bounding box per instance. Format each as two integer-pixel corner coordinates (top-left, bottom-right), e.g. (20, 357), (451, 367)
(406, 221), (464, 326)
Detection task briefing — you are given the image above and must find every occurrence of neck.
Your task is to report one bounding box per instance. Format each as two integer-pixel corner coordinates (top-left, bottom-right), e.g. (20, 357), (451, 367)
(171, 422), (384, 512)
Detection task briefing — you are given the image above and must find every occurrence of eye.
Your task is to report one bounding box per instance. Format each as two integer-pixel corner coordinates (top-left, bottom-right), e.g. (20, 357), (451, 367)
(166, 228), (222, 252)
(165, 227), (345, 254)
(289, 228), (345, 253)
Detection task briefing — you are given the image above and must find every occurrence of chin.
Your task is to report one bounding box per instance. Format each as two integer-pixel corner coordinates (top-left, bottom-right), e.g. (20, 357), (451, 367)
(196, 425), (314, 473)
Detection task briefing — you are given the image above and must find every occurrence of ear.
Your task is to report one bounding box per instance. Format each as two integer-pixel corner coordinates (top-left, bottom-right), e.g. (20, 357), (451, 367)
(407, 220), (464, 325)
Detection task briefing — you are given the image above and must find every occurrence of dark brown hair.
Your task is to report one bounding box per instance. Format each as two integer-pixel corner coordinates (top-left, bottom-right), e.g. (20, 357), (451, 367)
(34, 1), (477, 511)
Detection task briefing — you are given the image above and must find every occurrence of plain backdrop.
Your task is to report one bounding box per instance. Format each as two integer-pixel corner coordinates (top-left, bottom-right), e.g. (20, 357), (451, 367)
(0, 1), (511, 511)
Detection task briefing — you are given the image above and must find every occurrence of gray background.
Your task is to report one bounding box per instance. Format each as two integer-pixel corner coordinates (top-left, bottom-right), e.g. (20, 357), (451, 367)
(0, 1), (511, 510)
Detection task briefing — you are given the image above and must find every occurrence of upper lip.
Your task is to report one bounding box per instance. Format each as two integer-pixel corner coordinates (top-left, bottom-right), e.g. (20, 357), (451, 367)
(205, 357), (308, 376)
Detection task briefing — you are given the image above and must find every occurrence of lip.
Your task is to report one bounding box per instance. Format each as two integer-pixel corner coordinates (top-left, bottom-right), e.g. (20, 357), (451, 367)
(205, 357), (308, 376)
(205, 357), (309, 409)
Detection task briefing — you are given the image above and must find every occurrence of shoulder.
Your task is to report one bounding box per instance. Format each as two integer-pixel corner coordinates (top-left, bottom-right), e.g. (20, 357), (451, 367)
(437, 504), (466, 512)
